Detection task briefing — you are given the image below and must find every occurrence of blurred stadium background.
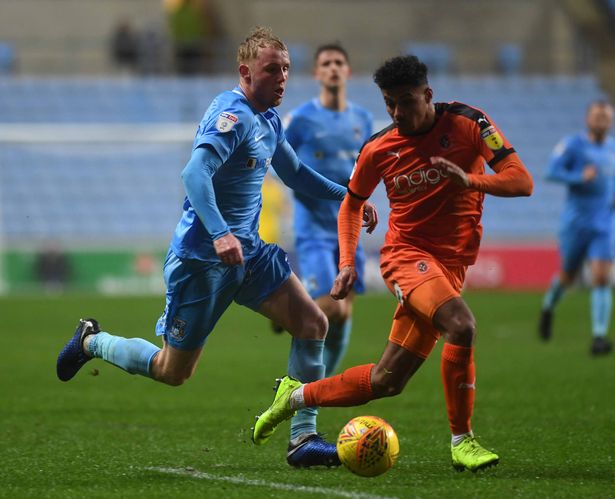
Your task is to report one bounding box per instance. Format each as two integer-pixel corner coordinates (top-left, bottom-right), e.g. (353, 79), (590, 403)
(1, 0), (615, 295)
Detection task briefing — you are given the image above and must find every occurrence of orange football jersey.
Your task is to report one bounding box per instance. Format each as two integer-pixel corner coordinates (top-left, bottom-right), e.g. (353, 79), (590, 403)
(348, 102), (516, 265)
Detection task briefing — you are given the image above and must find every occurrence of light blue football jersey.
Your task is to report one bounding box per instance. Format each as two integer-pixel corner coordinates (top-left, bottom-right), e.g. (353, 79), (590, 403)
(171, 87), (285, 261)
(546, 132), (615, 232)
(285, 98), (373, 239)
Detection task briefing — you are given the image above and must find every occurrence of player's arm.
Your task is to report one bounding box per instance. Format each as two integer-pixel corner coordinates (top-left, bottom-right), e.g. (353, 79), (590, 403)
(432, 111), (533, 197)
(432, 153), (533, 197)
(181, 146), (243, 265)
(272, 139), (347, 200)
(331, 148), (380, 300)
(330, 193), (365, 300)
(545, 138), (595, 185)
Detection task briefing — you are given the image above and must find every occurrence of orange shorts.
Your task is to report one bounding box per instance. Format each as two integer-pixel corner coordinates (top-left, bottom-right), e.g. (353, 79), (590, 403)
(380, 244), (466, 358)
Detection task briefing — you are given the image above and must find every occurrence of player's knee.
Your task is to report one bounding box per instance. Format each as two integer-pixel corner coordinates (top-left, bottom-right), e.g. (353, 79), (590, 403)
(325, 301), (348, 324)
(445, 316), (476, 346)
(594, 276), (610, 287)
(311, 309), (329, 340)
(294, 307), (328, 340)
(370, 370), (405, 398)
(155, 366), (194, 386)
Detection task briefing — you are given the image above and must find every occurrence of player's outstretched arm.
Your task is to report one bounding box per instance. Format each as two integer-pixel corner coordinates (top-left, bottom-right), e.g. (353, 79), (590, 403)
(431, 154), (533, 197)
(272, 140), (347, 200)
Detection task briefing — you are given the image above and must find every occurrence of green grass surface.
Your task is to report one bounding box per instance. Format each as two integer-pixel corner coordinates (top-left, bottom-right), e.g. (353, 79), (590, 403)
(1, 291), (614, 498)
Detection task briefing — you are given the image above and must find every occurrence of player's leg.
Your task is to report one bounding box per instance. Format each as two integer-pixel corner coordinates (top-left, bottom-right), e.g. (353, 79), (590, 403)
(57, 250), (237, 385)
(319, 243), (366, 376)
(587, 231), (613, 355)
(257, 273), (340, 466)
(539, 228), (587, 340)
(56, 317), (162, 382)
(316, 293), (353, 375)
(589, 259), (613, 355)
(251, 304), (436, 444)
(302, 310), (435, 404)
(237, 242), (337, 466)
(295, 238), (351, 375)
(418, 270), (498, 471)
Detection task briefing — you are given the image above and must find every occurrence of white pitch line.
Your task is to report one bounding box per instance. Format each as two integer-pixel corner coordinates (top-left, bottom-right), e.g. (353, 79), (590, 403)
(146, 466), (399, 499)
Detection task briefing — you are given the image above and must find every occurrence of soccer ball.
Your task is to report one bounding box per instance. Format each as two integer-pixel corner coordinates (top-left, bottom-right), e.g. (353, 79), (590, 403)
(336, 415), (400, 477)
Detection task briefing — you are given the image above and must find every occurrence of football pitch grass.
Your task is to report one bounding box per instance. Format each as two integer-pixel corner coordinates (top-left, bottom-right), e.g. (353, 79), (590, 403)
(1, 291), (614, 498)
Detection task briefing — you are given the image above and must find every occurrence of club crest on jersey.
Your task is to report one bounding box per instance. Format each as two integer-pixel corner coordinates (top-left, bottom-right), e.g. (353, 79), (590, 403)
(440, 135), (450, 149)
(169, 318), (187, 342)
(417, 261), (428, 273)
(216, 112), (238, 133)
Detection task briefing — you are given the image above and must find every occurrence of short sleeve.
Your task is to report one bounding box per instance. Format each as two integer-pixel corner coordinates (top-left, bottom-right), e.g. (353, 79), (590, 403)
(193, 102), (252, 164)
(347, 145), (381, 200)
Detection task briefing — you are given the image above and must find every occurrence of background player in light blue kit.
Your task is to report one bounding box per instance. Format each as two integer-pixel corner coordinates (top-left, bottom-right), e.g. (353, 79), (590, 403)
(57, 27), (376, 468)
(283, 43), (373, 376)
(539, 100), (615, 355)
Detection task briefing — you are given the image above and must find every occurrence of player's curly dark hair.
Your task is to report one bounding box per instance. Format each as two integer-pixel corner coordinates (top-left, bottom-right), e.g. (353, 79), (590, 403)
(373, 55), (428, 90)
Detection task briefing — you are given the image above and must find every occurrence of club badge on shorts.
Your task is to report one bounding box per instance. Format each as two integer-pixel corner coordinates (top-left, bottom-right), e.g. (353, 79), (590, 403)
(169, 318), (187, 342)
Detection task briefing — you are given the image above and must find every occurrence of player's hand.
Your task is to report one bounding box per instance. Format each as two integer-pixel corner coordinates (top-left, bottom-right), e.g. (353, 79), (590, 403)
(430, 156), (470, 188)
(582, 164), (598, 182)
(213, 233), (244, 265)
(331, 266), (357, 300)
(362, 201), (378, 234)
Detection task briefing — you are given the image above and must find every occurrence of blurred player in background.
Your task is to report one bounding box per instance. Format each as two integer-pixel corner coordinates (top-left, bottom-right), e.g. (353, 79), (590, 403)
(282, 42), (373, 465)
(283, 44), (373, 373)
(57, 26), (376, 469)
(539, 100), (615, 356)
(252, 55), (533, 473)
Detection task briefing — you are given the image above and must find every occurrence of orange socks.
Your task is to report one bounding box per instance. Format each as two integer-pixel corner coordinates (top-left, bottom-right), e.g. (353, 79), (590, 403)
(441, 343), (475, 435)
(304, 363), (375, 407)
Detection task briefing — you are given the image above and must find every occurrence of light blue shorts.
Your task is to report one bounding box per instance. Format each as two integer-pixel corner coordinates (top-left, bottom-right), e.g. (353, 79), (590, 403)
(559, 225), (613, 274)
(295, 238), (365, 299)
(155, 241), (291, 350)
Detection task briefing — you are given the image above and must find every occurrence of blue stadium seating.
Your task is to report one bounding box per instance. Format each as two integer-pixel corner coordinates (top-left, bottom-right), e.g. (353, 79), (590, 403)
(0, 75), (606, 247)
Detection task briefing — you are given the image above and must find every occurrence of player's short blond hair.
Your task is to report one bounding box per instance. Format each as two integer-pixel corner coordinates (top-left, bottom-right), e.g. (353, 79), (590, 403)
(237, 27), (287, 64)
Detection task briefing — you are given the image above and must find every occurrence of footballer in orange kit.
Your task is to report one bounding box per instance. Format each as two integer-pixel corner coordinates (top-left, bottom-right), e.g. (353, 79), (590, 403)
(253, 54), (533, 472)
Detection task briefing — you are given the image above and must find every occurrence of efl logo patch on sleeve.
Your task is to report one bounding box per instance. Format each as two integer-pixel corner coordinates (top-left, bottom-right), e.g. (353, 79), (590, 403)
(216, 112), (239, 133)
(477, 115), (503, 150)
(481, 126), (504, 150)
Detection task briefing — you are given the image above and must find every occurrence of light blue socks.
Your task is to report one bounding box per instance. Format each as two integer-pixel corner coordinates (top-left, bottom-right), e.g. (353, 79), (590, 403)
(88, 332), (160, 377)
(591, 286), (612, 337)
(543, 276), (565, 310)
(324, 319), (352, 376)
(288, 337), (325, 440)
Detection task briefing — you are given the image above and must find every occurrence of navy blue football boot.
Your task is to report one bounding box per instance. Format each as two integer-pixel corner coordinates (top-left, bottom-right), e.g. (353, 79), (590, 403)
(286, 433), (342, 468)
(56, 318), (100, 381)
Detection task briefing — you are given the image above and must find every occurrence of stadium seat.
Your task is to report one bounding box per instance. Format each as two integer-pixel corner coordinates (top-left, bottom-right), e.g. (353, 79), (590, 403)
(0, 75), (604, 246)
(403, 42), (453, 74)
(497, 43), (523, 75)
